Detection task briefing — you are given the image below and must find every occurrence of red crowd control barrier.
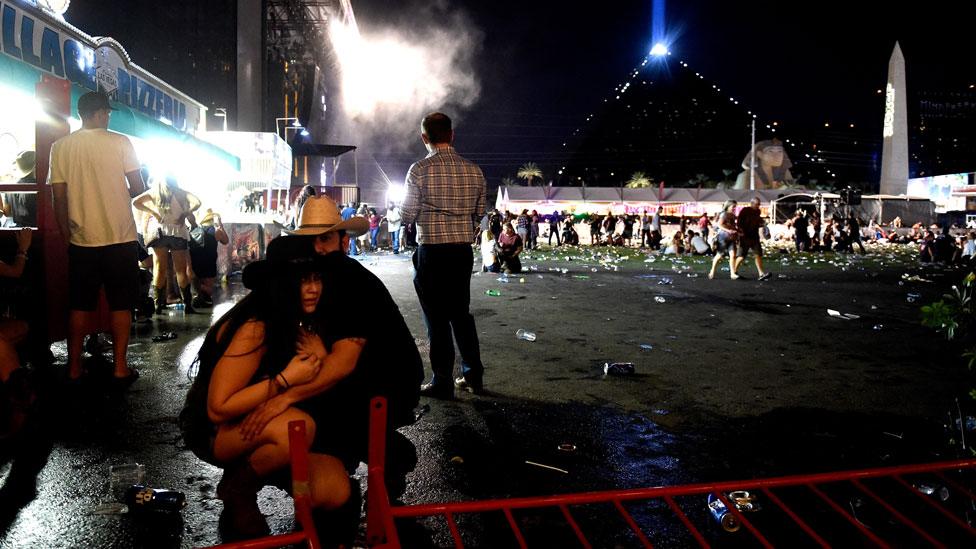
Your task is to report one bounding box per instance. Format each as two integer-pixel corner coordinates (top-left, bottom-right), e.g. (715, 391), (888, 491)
(365, 397), (976, 548)
(204, 420), (320, 549)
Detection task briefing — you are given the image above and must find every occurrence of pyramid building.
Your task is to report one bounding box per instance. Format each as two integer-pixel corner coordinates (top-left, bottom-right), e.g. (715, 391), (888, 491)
(559, 56), (759, 187)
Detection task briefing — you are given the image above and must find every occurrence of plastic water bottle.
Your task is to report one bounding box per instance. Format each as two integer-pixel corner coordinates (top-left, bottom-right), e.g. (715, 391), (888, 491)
(515, 329), (537, 342)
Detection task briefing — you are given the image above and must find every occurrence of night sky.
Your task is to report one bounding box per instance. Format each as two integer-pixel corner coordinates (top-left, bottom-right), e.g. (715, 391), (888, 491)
(63, 0), (974, 181)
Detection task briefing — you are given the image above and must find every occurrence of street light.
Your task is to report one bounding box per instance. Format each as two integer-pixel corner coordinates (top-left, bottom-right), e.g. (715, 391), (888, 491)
(214, 108), (228, 132)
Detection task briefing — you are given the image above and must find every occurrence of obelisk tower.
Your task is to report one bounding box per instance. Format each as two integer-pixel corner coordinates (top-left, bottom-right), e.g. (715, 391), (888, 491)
(879, 42), (908, 195)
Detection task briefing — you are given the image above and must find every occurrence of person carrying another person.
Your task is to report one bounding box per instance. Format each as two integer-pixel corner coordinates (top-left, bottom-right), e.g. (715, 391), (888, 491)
(133, 175), (201, 314)
(189, 210), (229, 309)
(496, 222), (524, 273)
(734, 197), (771, 280)
(50, 92), (147, 384)
(709, 200), (740, 280)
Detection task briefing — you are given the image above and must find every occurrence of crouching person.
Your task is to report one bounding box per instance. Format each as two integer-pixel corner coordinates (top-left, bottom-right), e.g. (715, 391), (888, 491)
(179, 244), (349, 541)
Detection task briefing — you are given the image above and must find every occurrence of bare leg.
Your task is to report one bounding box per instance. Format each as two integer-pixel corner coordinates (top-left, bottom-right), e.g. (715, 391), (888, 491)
(0, 320), (28, 381)
(109, 310), (132, 377)
(755, 255), (766, 277)
(729, 250), (739, 279)
(171, 250), (192, 288)
(68, 310), (96, 379)
(151, 246), (169, 289)
(709, 253), (722, 279)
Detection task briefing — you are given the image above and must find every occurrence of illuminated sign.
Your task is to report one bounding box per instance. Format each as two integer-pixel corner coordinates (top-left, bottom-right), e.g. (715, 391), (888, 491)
(0, 0), (200, 132)
(907, 173), (968, 212)
(882, 83), (895, 138)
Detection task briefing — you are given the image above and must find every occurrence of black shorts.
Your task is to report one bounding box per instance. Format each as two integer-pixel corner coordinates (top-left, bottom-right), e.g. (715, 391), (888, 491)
(69, 242), (140, 311)
(147, 235), (188, 251)
(737, 237), (763, 257)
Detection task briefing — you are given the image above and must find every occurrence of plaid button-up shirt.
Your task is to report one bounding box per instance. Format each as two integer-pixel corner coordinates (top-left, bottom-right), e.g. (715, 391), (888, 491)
(402, 146), (487, 245)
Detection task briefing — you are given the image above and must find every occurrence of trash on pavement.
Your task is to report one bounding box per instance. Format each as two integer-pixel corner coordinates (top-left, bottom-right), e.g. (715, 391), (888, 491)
(639, 344), (653, 351)
(151, 332), (178, 342)
(827, 309), (859, 320)
(485, 289), (501, 296)
(654, 296), (666, 303)
(603, 362), (635, 375)
(516, 329), (537, 341)
(524, 460), (568, 474)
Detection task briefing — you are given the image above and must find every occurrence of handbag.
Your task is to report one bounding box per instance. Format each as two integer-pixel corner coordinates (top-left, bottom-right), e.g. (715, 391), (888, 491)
(188, 226), (206, 249)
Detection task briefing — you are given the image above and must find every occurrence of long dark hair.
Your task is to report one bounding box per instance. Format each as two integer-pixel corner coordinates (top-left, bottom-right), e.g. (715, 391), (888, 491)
(180, 258), (315, 448)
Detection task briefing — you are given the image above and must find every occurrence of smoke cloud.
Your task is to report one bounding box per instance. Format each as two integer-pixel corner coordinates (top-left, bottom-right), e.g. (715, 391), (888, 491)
(329, 3), (483, 153)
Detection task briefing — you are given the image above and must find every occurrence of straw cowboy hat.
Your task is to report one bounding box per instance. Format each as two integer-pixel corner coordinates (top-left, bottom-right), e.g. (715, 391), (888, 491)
(282, 195), (368, 237)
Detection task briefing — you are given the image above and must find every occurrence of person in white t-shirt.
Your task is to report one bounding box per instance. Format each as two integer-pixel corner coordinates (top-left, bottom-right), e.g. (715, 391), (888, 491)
(50, 91), (147, 384)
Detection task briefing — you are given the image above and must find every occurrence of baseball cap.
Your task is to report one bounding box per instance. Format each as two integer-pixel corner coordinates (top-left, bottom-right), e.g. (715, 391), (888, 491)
(77, 91), (117, 116)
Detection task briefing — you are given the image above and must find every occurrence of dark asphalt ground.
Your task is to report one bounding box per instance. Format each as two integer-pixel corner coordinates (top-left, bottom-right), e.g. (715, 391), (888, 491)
(1, 243), (972, 548)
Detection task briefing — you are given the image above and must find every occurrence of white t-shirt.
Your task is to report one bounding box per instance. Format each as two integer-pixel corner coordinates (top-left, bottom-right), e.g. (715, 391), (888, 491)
(691, 235), (711, 254)
(387, 207), (402, 232)
(964, 240), (976, 258)
(481, 232), (497, 267)
(49, 129), (140, 247)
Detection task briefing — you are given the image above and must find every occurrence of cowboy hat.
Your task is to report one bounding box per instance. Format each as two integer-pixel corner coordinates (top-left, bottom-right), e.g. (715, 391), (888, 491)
(281, 195), (368, 236)
(242, 235), (328, 290)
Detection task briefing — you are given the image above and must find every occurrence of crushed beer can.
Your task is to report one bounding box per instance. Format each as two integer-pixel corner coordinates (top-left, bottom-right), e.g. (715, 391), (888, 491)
(125, 485), (187, 512)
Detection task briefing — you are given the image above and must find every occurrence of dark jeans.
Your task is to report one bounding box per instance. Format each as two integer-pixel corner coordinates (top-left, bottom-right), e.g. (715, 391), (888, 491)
(548, 227), (560, 246)
(413, 244), (484, 387)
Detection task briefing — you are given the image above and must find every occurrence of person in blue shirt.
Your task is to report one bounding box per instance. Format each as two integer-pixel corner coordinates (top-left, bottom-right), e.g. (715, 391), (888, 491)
(340, 203), (358, 255)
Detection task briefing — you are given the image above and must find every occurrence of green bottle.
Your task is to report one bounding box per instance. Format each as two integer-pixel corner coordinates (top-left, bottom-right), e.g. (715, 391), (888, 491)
(485, 289), (501, 296)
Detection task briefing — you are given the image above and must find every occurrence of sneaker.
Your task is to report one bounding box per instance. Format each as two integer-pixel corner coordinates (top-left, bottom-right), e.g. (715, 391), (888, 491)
(419, 382), (454, 400)
(758, 272), (772, 281)
(454, 376), (484, 395)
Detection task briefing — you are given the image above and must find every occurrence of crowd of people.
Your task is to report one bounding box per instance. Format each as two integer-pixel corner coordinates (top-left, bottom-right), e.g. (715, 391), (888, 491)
(3, 92), (975, 546)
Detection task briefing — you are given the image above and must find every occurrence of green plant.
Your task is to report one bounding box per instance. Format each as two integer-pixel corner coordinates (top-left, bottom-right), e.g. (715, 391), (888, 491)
(920, 272), (975, 340)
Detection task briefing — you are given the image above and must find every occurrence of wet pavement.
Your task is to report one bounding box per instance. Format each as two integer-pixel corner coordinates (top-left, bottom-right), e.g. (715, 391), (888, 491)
(1, 245), (971, 548)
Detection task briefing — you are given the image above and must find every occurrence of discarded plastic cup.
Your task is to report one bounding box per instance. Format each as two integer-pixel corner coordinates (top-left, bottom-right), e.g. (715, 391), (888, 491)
(497, 277), (511, 283)
(110, 463), (146, 502)
(603, 362), (635, 375)
(515, 329), (537, 342)
(654, 296), (666, 303)
(639, 344), (653, 351)
(914, 483), (950, 501)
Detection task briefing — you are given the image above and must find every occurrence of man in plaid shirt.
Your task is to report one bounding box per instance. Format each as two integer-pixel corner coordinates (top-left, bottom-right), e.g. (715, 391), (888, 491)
(402, 112), (487, 399)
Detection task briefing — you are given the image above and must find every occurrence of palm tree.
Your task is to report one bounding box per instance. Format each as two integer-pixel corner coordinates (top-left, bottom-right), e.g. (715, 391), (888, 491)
(625, 171), (652, 188)
(517, 162), (543, 186)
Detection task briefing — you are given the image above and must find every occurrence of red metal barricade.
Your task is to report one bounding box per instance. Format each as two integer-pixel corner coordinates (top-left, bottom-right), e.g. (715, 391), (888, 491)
(204, 420), (321, 549)
(366, 397), (976, 548)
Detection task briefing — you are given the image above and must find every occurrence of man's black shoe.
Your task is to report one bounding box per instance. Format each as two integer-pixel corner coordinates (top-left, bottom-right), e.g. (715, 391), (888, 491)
(419, 382), (454, 400)
(454, 376), (484, 395)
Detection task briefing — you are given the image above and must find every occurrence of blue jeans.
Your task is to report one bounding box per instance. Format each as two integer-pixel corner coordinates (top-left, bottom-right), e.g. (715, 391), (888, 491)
(348, 237), (358, 256)
(412, 244), (483, 387)
(370, 227), (379, 249)
(390, 229), (400, 252)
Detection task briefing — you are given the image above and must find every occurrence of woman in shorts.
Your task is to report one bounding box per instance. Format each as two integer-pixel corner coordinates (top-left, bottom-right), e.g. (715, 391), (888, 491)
(708, 200), (740, 280)
(133, 176), (201, 313)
